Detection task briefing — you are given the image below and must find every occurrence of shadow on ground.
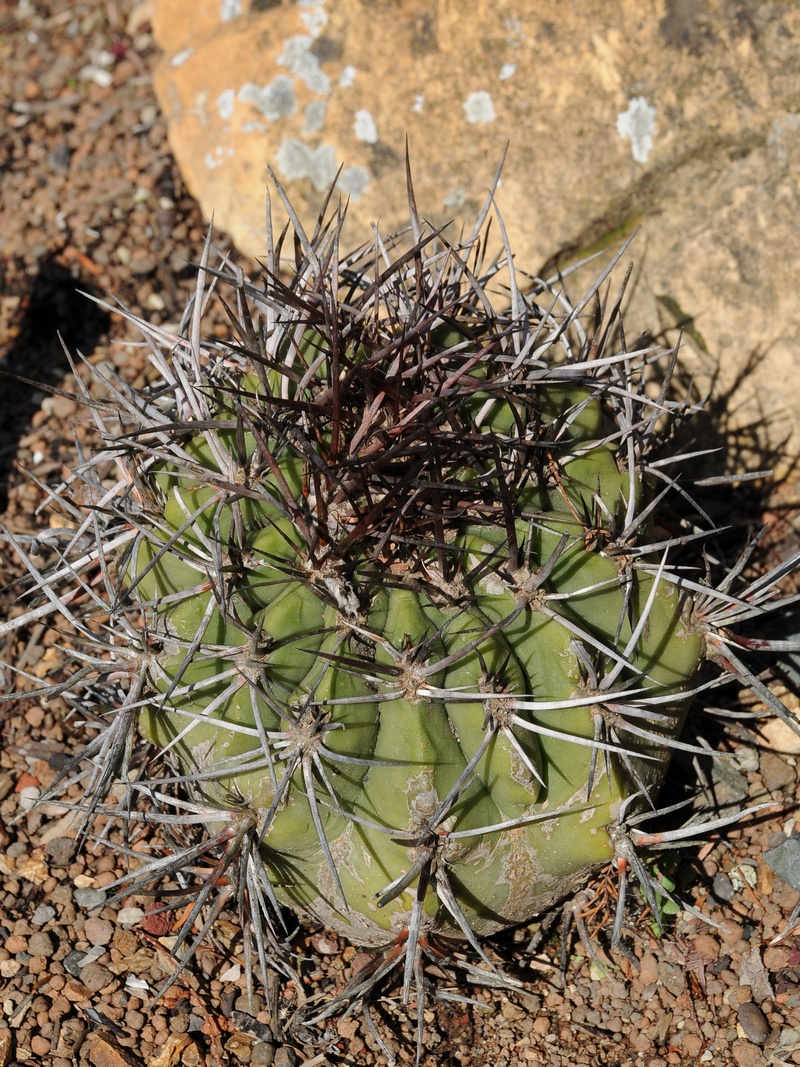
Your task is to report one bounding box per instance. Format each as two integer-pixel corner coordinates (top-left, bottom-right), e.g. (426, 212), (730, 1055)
(0, 254), (110, 513)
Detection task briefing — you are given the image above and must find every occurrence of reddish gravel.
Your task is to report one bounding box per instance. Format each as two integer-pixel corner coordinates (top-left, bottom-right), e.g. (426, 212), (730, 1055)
(1, 3), (800, 1066)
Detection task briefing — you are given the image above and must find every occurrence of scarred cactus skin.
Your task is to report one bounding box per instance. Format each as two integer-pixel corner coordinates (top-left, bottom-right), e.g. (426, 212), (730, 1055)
(2, 172), (798, 1044)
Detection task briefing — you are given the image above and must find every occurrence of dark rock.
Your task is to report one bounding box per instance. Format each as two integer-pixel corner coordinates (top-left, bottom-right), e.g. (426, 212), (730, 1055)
(736, 1000), (771, 1046)
(712, 872), (735, 902)
(47, 142), (72, 173)
(765, 834), (800, 891)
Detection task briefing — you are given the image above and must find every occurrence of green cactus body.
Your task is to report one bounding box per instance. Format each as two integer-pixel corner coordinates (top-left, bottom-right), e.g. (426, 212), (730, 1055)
(133, 364), (705, 944)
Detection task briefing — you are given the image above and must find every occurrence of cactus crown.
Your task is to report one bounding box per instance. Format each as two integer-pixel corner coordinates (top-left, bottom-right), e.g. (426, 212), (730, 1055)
(2, 167), (799, 1058)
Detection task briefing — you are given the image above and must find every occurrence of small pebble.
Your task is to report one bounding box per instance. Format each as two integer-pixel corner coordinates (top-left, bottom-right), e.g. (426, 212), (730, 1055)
(84, 917), (114, 946)
(117, 906), (146, 925)
(18, 784), (41, 810)
(30, 1035), (51, 1056)
(79, 960), (114, 992)
(114, 931), (139, 959)
(682, 1033), (704, 1056)
(50, 885), (72, 909)
(764, 833), (800, 892)
(23, 706), (45, 729)
(710, 953), (732, 974)
(734, 747), (760, 772)
(251, 1044), (276, 1066)
(63, 949), (88, 977)
(639, 952), (659, 985)
(712, 872), (735, 902)
(27, 931), (55, 957)
(47, 143), (72, 173)
(231, 1011), (270, 1041)
(273, 1049), (296, 1067)
(501, 999), (525, 1021)
(42, 395), (77, 420)
(760, 750), (796, 793)
(78, 946), (106, 968)
(129, 250), (156, 273)
(74, 887), (107, 909)
(92, 870), (118, 889)
(225, 1032), (254, 1061)
(56, 1017), (87, 1055)
(31, 905), (56, 926)
(234, 994), (265, 1016)
(145, 291), (166, 311)
(736, 1001), (771, 1046)
(730, 1038), (768, 1067)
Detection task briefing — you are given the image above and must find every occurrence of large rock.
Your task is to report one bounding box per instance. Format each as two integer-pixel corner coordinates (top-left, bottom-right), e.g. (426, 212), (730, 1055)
(150, 0), (800, 458)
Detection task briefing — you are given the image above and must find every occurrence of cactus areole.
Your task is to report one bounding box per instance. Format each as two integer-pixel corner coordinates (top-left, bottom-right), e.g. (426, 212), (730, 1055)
(5, 173), (798, 1004)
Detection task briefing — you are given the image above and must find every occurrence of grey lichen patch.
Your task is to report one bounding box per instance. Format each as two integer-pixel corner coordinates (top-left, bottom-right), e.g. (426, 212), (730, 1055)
(299, 3), (328, 37)
(353, 109), (378, 144)
(616, 97), (657, 164)
(302, 99), (327, 134)
(239, 75), (296, 121)
(275, 138), (337, 191)
(216, 88), (235, 122)
(220, 0), (243, 20)
(277, 35), (331, 94)
(170, 47), (194, 68)
(464, 90), (496, 124)
(443, 188), (466, 209)
(338, 165), (370, 200)
(767, 113), (800, 165)
(204, 145), (234, 170)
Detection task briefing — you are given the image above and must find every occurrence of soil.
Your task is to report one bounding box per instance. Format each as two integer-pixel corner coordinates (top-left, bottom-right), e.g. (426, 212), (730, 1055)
(1, 3), (800, 1067)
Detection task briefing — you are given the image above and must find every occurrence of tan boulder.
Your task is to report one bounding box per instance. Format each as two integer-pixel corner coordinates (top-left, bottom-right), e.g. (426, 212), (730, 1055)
(151, 0), (800, 457)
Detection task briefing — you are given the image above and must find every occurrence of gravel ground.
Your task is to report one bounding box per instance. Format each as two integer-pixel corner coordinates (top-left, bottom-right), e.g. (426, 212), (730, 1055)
(1, 3), (800, 1066)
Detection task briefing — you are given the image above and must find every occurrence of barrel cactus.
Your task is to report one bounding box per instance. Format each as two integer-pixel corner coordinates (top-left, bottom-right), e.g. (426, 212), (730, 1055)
(2, 171), (798, 1042)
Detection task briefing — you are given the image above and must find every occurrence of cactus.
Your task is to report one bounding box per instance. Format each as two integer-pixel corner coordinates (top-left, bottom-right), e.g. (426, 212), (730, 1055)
(2, 169), (799, 1049)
